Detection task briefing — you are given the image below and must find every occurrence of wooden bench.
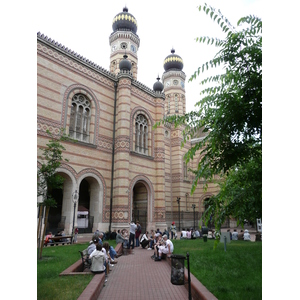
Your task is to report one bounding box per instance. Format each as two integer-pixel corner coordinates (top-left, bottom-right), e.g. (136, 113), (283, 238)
(44, 235), (72, 246)
(79, 248), (92, 271)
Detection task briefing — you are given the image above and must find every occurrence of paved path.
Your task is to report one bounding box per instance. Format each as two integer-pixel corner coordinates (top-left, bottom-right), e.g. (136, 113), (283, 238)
(97, 247), (189, 300)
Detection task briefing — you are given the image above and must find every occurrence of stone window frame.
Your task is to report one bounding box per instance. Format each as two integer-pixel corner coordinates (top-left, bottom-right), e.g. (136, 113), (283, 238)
(63, 85), (99, 146)
(131, 108), (154, 158)
(69, 94), (91, 142)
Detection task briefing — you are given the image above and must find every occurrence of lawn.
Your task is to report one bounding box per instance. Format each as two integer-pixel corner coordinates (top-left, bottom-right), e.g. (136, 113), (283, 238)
(37, 238), (261, 300)
(37, 241), (115, 300)
(172, 238), (262, 300)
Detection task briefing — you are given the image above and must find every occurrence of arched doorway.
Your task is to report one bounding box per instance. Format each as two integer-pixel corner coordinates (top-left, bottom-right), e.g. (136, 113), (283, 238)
(78, 176), (102, 233)
(132, 182), (148, 233)
(78, 178), (91, 233)
(47, 172), (73, 234)
(77, 170), (105, 232)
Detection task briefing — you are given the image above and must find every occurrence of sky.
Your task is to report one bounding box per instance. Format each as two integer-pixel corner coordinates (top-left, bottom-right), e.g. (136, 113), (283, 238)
(35, 0), (262, 113)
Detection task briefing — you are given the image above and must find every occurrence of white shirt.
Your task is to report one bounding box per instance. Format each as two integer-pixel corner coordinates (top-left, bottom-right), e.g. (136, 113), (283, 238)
(140, 233), (148, 242)
(130, 222), (137, 234)
(101, 248), (108, 261)
(244, 232), (251, 240)
(232, 232), (238, 240)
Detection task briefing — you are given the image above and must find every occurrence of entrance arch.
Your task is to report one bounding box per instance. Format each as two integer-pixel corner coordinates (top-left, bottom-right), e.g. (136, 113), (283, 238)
(77, 170), (105, 232)
(132, 182), (148, 233)
(47, 168), (76, 234)
(130, 176), (154, 233)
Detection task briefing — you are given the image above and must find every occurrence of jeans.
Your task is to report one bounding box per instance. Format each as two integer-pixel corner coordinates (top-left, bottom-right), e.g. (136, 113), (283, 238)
(128, 232), (135, 249)
(149, 239), (154, 249)
(135, 237), (140, 247)
(109, 246), (117, 259)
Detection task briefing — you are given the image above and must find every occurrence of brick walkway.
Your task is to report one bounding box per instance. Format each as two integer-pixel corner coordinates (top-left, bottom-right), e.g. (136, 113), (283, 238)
(97, 246), (189, 300)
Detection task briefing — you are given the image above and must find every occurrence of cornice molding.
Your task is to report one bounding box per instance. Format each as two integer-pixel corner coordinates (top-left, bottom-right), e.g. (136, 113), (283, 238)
(37, 32), (117, 82)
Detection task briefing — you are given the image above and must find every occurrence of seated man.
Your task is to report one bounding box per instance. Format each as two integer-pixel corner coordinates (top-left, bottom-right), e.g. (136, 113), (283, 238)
(232, 229), (238, 240)
(181, 229), (187, 239)
(88, 237), (99, 255)
(148, 230), (155, 249)
(155, 235), (174, 261)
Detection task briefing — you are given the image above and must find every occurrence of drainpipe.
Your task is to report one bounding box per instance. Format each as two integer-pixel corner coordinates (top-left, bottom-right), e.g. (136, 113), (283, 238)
(109, 82), (118, 233)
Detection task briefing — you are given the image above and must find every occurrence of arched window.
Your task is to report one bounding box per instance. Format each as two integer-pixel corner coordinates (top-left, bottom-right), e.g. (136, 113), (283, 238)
(69, 94), (91, 142)
(167, 95), (170, 114)
(135, 114), (148, 155)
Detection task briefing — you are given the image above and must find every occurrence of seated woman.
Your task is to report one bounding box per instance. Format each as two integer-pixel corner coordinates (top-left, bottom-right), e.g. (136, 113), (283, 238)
(140, 231), (151, 249)
(243, 229), (251, 241)
(89, 244), (106, 274)
(116, 229), (129, 248)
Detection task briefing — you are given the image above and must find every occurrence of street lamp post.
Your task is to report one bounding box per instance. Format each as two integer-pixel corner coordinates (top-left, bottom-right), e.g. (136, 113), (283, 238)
(177, 197), (181, 231)
(192, 204), (196, 230)
(72, 190), (79, 244)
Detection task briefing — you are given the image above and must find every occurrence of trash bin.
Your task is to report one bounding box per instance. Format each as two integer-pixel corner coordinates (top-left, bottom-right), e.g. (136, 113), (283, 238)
(203, 235), (207, 242)
(170, 254), (186, 285)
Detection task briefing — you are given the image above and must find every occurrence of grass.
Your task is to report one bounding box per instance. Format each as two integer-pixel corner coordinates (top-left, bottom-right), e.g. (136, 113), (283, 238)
(172, 238), (262, 300)
(37, 239), (261, 300)
(37, 240), (116, 300)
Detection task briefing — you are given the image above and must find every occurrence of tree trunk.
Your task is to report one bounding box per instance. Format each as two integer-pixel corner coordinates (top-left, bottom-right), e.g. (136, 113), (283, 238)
(37, 205), (43, 259)
(39, 206), (50, 260)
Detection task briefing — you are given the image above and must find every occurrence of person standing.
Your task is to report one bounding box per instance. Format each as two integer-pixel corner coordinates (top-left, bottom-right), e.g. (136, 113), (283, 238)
(74, 227), (79, 243)
(135, 221), (141, 247)
(170, 222), (177, 240)
(128, 220), (137, 249)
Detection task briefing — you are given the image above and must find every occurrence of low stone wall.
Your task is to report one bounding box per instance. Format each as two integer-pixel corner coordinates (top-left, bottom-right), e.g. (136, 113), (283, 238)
(165, 257), (217, 300)
(59, 259), (92, 276)
(77, 274), (106, 300)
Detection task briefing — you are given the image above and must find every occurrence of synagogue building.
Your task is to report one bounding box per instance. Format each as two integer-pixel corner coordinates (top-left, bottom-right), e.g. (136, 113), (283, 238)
(37, 7), (220, 234)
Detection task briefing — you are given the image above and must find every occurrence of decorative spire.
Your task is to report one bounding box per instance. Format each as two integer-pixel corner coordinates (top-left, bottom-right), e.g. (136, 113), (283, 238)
(153, 74), (164, 92)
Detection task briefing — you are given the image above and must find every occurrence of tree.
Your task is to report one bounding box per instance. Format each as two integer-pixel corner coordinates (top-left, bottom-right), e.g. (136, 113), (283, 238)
(37, 129), (71, 259)
(156, 4), (262, 234)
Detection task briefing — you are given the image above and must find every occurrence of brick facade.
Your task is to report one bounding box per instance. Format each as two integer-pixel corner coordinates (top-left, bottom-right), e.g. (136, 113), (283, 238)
(37, 8), (219, 235)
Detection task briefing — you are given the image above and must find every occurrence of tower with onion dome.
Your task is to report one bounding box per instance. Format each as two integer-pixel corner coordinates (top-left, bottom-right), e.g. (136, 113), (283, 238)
(109, 7), (140, 80)
(162, 48), (186, 116)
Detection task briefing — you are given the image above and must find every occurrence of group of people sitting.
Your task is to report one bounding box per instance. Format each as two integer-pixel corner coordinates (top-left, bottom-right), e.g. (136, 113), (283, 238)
(180, 228), (200, 239)
(44, 231), (69, 245)
(86, 230), (118, 282)
(115, 227), (174, 261)
(231, 229), (251, 241)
